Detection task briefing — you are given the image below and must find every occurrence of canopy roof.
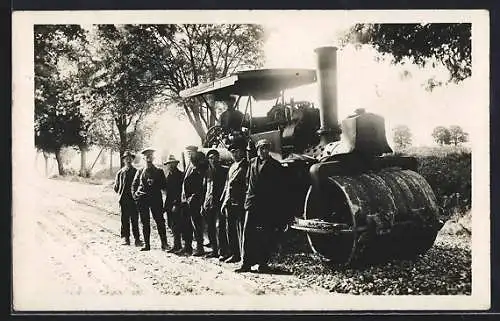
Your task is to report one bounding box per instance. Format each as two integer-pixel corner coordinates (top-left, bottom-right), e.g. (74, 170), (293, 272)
(179, 69), (317, 101)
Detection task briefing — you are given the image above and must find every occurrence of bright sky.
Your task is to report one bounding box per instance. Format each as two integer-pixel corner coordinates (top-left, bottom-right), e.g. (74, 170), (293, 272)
(150, 22), (477, 158)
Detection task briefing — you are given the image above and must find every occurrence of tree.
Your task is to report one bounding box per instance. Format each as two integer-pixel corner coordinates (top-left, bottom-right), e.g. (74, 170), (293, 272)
(87, 25), (165, 163)
(143, 24), (265, 139)
(34, 25), (89, 175)
(432, 126), (452, 145)
(449, 125), (469, 146)
(342, 23), (471, 84)
(392, 125), (412, 149)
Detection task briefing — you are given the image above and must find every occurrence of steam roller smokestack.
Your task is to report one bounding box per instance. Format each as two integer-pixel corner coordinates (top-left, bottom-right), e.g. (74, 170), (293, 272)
(315, 46), (342, 144)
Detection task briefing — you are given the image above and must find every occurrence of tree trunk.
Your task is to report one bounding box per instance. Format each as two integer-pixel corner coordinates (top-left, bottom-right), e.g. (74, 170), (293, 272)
(208, 95), (217, 127)
(110, 148), (113, 176)
(54, 148), (65, 176)
(79, 145), (88, 177)
(117, 125), (128, 168)
(182, 102), (207, 141)
(192, 117), (206, 141)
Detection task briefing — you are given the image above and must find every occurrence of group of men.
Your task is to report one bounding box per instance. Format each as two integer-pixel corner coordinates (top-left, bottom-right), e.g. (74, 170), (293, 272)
(113, 138), (287, 273)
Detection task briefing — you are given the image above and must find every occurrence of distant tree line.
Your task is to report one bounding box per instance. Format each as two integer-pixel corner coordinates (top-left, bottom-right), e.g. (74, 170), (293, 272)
(392, 124), (468, 150)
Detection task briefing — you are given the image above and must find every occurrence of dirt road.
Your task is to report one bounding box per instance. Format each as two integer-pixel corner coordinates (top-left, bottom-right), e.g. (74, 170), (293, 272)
(14, 177), (333, 310)
(13, 176), (474, 311)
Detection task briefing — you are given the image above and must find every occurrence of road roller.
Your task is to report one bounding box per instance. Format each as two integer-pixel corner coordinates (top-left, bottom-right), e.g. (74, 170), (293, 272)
(179, 46), (444, 265)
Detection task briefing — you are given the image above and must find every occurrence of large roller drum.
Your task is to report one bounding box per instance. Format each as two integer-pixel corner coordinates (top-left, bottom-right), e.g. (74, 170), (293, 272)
(295, 159), (443, 265)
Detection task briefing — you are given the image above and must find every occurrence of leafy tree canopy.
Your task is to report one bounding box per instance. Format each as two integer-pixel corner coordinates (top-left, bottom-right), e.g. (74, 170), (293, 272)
(34, 25), (90, 174)
(449, 125), (469, 146)
(342, 23), (471, 84)
(432, 126), (452, 145)
(392, 124), (412, 149)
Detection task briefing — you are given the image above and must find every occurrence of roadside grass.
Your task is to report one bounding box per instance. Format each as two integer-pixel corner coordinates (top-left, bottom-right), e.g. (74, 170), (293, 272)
(50, 174), (106, 185)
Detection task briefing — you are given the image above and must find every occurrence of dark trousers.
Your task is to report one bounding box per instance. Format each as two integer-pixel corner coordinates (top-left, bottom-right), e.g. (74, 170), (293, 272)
(204, 207), (219, 253)
(241, 210), (274, 267)
(166, 206), (182, 247)
(217, 209), (229, 257)
(226, 205), (244, 259)
(137, 197), (168, 247)
(182, 201), (204, 249)
(120, 197), (140, 241)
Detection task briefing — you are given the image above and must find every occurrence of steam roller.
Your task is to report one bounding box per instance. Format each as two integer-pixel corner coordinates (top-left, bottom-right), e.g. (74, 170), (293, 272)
(178, 45), (444, 266)
(289, 47), (444, 265)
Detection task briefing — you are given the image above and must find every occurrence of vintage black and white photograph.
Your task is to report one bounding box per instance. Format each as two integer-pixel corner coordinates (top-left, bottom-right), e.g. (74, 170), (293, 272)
(12, 10), (490, 311)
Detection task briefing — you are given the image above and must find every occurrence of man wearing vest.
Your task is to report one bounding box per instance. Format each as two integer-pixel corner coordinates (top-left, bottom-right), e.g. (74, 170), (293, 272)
(131, 148), (169, 252)
(114, 151), (142, 246)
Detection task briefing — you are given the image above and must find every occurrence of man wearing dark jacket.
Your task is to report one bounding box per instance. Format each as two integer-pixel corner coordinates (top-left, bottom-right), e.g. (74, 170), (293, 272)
(131, 148), (168, 252)
(236, 139), (285, 273)
(178, 150), (207, 256)
(163, 155), (184, 253)
(220, 138), (248, 263)
(202, 149), (228, 258)
(114, 151), (142, 246)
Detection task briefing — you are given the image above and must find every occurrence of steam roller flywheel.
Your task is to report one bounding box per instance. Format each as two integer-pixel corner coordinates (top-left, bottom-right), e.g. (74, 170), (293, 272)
(300, 168), (442, 265)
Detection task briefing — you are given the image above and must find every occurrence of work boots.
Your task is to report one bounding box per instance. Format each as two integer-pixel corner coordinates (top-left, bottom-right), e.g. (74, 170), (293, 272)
(159, 231), (169, 251)
(193, 242), (205, 257)
(122, 237), (130, 246)
(140, 241), (151, 251)
(175, 246), (193, 256)
(167, 244), (182, 253)
(168, 235), (182, 253)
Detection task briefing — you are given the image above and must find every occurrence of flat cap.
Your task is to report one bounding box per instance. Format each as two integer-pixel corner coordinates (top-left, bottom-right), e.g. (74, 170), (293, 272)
(121, 151), (136, 159)
(185, 145), (199, 152)
(228, 138), (247, 151)
(206, 149), (220, 158)
(255, 139), (271, 149)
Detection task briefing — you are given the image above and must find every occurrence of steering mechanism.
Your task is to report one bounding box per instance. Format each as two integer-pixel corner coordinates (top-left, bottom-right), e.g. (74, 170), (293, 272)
(203, 125), (227, 148)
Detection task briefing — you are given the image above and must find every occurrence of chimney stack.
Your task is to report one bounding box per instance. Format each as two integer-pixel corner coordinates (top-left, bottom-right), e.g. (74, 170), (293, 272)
(315, 46), (341, 144)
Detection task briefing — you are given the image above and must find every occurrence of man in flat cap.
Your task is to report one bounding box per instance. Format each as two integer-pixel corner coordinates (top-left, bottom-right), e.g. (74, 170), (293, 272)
(202, 149), (228, 258)
(219, 138), (249, 263)
(184, 145), (198, 175)
(163, 155), (184, 253)
(179, 151), (207, 256)
(114, 151), (142, 246)
(131, 148), (169, 251)
(236, 139), (285, 273)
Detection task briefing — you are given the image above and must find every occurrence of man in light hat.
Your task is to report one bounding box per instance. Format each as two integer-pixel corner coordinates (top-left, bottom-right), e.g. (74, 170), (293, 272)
(219, 137), (249, 263)
(131, 148), (169, 251)
(236, 138), (286, 273)
(114, 151), (142, 246)
(202, 149), (228, 258)
(163, 155), (184, 253)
